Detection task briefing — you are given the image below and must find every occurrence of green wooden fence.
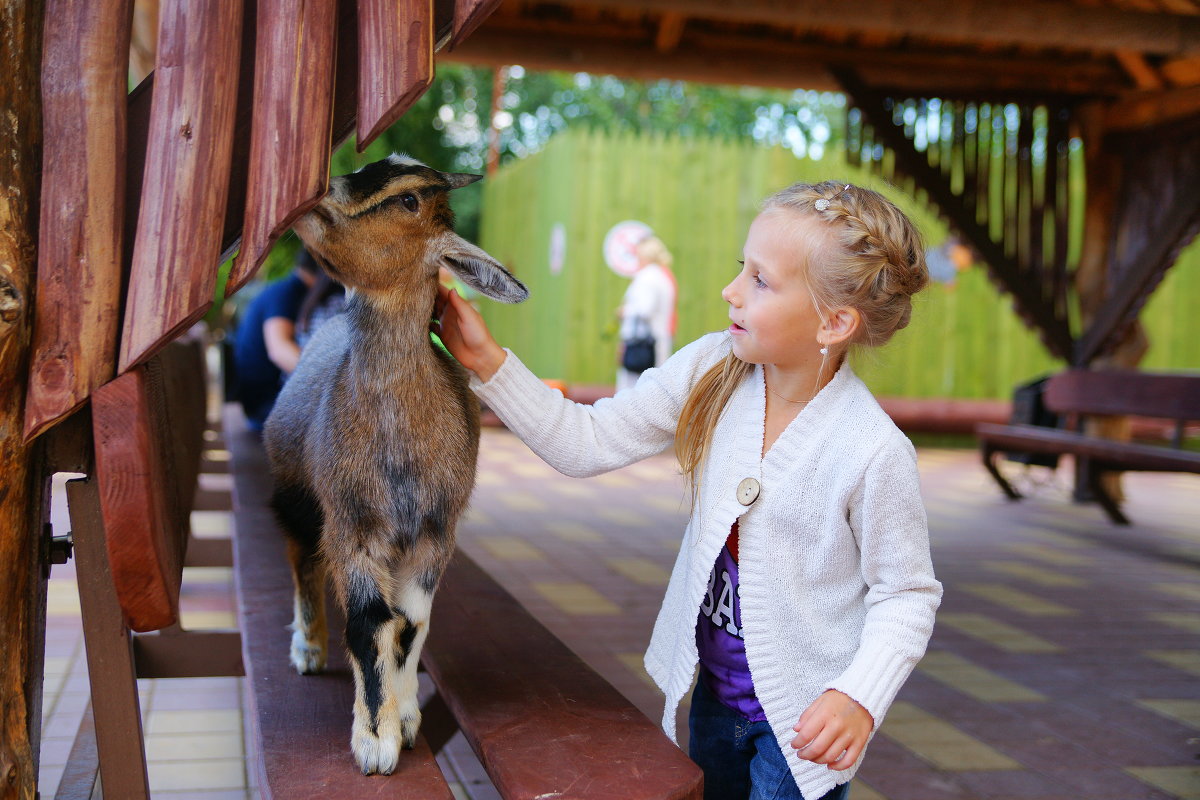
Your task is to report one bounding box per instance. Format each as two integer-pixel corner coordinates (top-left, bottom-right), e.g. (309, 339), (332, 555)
(477, 128), (1198, 397)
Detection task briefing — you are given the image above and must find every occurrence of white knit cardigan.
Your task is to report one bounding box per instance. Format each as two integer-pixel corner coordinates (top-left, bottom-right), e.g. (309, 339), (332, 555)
(471, 332), (942, 798)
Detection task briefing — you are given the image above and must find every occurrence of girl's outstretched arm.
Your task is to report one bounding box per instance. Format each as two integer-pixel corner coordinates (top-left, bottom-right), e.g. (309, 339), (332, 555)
(434, 282), (729, 478)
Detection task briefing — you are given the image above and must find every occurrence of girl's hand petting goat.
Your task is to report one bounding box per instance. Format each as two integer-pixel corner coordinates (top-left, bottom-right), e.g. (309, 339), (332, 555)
(432, 284), (507, 382)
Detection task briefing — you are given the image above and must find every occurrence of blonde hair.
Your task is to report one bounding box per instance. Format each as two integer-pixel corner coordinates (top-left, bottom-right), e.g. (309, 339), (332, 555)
(635, 235), (673, 270)
(674, 181), (928, 500)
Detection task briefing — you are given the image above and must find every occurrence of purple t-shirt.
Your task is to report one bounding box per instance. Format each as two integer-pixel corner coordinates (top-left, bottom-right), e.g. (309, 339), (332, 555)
(695, 523), (767, 722)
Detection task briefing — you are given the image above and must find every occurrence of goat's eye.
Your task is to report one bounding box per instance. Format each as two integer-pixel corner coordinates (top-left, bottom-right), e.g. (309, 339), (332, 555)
(400, 193), (419, 212)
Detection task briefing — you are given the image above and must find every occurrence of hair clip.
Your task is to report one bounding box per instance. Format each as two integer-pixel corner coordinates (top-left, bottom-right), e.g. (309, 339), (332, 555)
(843, 184), (851, 192)
(814, 198), (831, 211)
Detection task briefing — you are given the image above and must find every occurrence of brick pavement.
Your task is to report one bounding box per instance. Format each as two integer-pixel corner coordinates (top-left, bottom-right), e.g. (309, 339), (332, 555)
(36, 425), (1200, 799)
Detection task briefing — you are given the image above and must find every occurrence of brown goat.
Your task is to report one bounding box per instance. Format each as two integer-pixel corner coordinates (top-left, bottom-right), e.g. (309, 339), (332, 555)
(263, 155), (527, 775)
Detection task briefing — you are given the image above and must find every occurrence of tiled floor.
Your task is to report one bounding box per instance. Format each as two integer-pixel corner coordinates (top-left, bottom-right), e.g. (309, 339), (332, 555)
(37, 422), (1200, 799)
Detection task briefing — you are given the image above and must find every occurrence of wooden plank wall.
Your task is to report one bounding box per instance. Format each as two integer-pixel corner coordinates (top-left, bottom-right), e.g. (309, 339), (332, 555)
(358, 0), (435, 147)
(25, 0), (488, 440)
(226, 0), (338, 295)
(119, 0), (244, 372)
(24, 0), (133, 440)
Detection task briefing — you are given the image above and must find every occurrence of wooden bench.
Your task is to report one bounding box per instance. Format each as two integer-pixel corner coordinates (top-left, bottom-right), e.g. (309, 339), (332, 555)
(54, 337), (244, 799)
(223, 402), (703, 799)
(976, 369), (1200, 524)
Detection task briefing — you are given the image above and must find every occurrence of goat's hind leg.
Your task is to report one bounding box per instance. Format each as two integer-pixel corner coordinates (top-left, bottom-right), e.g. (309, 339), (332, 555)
(272, 484), (328, 673)
(286, 538), (328, 673)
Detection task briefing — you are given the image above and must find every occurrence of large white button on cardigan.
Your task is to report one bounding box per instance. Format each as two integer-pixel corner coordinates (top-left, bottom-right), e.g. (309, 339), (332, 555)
(471, 332), (942, 799)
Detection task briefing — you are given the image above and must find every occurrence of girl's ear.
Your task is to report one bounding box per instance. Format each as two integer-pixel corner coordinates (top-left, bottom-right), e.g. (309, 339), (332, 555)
(820, 307), (860, 347)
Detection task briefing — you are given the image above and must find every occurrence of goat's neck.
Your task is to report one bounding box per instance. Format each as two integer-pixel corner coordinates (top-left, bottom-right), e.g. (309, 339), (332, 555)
(344, 288), (440, 387)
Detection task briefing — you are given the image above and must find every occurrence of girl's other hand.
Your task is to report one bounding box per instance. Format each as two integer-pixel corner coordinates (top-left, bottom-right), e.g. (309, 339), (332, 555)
(790, 690), (873, 771)
(432, 284), (507, 381)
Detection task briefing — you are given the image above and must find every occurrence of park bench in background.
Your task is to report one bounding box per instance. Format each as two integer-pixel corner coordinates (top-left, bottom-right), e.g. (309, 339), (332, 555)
(976, 369), (1200, 524)
(224, 403), (704, 800)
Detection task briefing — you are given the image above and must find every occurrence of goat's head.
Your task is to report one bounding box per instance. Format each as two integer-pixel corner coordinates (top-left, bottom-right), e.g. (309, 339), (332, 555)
(293, 154), (528, 304)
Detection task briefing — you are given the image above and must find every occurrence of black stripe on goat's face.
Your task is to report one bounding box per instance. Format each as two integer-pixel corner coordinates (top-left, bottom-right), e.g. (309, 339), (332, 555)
(290, 154), (482, 293)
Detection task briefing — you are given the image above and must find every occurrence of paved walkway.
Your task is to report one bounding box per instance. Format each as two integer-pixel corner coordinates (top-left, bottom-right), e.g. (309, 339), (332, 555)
(37, 423), (1199, 799)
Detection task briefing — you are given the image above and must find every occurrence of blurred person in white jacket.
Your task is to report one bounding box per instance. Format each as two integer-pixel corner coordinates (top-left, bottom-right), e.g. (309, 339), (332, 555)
(617, 235), (677, 392)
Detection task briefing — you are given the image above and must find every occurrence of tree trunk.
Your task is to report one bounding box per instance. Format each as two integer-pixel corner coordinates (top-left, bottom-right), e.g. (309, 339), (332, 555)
(0, 2), (46, 798)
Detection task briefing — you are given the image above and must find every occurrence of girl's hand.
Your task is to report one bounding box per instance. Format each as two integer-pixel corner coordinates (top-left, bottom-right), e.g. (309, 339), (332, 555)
(432, 284), (506, 381)
(790, 690), (873, 771)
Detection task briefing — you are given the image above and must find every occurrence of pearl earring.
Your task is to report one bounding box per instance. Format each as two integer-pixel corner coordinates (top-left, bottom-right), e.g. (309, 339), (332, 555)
(819, 345), (829, 356)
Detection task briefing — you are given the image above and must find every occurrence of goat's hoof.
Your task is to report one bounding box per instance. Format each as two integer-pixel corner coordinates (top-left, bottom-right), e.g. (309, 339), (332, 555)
(352, 729), (400, 776)
(289, 633), (326, 674)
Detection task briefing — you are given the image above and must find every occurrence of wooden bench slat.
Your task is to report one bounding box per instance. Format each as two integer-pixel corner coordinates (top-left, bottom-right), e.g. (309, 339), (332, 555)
(118, 0), (244, 372)
(227, 0), (338, 295)
(1045, 369), (1200, 421)
(977, 423), (1200, 473)
(225, 405), (453, 800)
(425, 552), (704, 800)
(25, 0), (131, 441)
(357, 0), (435, 148)
(225, 401), (702, 798)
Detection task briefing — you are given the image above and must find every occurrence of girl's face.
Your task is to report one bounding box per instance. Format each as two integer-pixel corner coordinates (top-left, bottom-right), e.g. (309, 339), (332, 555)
(722, 211), (827, 368)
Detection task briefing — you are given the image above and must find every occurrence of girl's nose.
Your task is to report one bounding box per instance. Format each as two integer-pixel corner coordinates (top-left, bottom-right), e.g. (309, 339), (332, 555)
(721, 279), (738, 306)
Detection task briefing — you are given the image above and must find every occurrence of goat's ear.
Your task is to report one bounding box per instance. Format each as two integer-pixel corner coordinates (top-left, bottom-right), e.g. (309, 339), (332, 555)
(439, 234), (529, 304)
(443, 172), (483, 190)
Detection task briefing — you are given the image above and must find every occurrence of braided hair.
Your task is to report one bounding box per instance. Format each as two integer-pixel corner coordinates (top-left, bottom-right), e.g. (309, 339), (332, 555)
(674, 181), (928, 502)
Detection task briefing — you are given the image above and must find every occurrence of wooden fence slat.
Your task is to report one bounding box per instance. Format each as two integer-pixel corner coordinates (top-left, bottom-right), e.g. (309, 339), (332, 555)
(448, 0), (502, 49)
(226, 0), (338, 295)
(118, 0), (244, 373)
(357, 0), (435, 149)
(24, 0), (133, 441)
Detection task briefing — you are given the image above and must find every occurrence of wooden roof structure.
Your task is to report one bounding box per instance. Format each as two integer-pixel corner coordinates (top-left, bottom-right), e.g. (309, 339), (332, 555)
(1, 2), (1198, 796)
(446, 0), (1200, 368)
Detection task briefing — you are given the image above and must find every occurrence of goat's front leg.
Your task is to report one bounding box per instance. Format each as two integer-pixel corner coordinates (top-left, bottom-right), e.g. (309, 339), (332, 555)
(343, 571), (435, 775)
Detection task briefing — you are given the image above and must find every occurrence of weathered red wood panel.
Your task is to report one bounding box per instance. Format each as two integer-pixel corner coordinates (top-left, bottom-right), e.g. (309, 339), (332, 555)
(118, 0), (244, 373)
(92, 340), (206, 633)
(227, 0), (338, 295)
(91, 362), (181, 633)
(24, 0), (133, 441)
(448, 0), (501, 49)
(357, 0), (435, 149)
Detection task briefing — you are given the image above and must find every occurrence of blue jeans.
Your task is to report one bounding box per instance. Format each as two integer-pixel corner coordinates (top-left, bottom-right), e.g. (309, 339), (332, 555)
(689, 678), (850, 800)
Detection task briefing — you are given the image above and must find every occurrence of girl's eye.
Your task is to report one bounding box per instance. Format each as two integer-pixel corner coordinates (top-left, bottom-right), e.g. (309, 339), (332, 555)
(400, 193), (419, 212)
(754, 275), (768, 288)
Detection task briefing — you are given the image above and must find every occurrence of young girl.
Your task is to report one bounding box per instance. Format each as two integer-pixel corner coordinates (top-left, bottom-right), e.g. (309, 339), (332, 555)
(434, 181), (942, 800)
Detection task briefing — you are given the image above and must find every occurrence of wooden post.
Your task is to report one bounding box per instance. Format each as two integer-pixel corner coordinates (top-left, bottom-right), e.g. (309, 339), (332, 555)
(0, 2), (46, 798)
(1072, 104), (1148, 503)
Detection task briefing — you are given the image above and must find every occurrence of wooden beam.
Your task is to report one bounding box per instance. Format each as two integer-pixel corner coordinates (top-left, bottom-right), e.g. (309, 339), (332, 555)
(448, 23), (1123, 96)
(0, 2), (48, 795)
(446, 24), (837, 90)
(548, 0), (1200, 57)
(655, 11), (686, 53)
(1102, 85), (1200, 131)
(1115, 50), (1164, 90)
(836, 69), (1075, 361)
